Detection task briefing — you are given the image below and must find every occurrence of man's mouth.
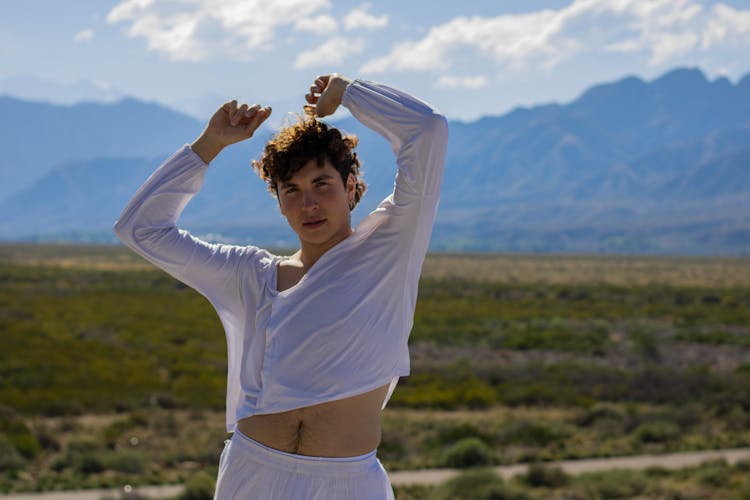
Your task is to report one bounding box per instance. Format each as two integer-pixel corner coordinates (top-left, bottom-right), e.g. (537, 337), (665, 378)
(302, 218), (326, 229)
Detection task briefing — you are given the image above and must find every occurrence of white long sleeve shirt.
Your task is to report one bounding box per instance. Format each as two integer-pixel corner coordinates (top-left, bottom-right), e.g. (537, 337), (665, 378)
(113, 79), (448, 432)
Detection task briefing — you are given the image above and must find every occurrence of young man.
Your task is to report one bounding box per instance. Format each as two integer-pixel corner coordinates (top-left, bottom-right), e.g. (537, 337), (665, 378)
(113, 74), (448, 499)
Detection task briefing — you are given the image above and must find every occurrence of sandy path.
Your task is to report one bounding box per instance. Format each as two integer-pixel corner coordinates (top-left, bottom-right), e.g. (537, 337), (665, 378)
(388, 447), (750, 485)
(2, 447), (750, 498)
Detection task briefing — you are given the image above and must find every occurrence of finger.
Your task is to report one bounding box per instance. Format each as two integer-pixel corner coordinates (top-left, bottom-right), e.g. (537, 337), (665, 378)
(228, 100), (239, 124)
(240, 104), (259, 121)
(245, 106), (271, 135)
(235, 103), (259, 126)
(234, 103), (251, 124)
(305, 93), (317, 104)
(233, 104), (249, 125)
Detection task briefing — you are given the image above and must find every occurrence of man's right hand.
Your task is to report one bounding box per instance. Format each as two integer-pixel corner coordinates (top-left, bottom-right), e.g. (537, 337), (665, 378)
(192, 101), (272, 164)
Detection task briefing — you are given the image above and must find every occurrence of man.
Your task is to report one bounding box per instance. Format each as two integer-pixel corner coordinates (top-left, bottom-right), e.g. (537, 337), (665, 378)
(114, 73), (448, 499)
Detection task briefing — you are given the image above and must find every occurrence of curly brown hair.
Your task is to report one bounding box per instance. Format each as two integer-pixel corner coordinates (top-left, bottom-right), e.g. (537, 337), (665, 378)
(252, 116), (366, 211)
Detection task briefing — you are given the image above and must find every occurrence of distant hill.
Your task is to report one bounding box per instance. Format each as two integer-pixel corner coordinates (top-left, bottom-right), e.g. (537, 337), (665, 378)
(1, 67), (749, 255)
(0, 96), (204, 200)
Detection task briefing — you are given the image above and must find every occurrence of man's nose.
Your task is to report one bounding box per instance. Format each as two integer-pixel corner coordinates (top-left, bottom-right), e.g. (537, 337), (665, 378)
(302, 190), (318, 209)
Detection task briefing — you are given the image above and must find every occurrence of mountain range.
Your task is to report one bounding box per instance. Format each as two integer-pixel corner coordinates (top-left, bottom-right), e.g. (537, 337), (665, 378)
(1, 67), (749, 255)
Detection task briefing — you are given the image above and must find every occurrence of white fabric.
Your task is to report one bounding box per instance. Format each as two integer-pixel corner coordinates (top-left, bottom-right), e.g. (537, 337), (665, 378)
(214, 428), (395, 499)
(113, 79), (448, 432)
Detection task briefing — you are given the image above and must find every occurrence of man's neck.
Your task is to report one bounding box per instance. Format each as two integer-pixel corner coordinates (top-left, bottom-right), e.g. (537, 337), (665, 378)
(296, 227), (353, 269)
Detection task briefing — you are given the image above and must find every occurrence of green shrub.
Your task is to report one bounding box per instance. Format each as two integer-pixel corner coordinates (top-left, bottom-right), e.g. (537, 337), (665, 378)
(522, 463), (569, 487)
(56, 439), (108, 474)
(435, 468), (530, 500)
(735, 458), (750, 472)
(391, 484), (434, 499)
(631, 420), (680, 444)
(101, 416), (143, 449)
(498, 420), (571, 447)
(0, 409), (41, 459)
(0, 435), (25, 471)
(128, 410), (150, 427)
(378, 431), (407, 462)
(630, 328), (661, 362)
(441, 437), (493, 468)
(573, 469), (648, 498)
(101, 449), (147, 474)
(179, 471), (215, 500)
(696, 459), (731, 487)
(7, 431), (41, 459)
(75, 451), (105, 474)
(431, 422), (494, 448)
(576, 403), (624, 427)
(32, 424), (60, 451)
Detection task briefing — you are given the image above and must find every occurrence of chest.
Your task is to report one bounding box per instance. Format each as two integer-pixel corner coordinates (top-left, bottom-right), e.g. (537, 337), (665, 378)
(276, 263), (306, 293)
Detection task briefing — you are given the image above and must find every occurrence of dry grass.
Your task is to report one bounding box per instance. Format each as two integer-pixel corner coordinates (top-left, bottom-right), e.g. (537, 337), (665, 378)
(3, 243), (750, 287)
(422, 252), (750, 288)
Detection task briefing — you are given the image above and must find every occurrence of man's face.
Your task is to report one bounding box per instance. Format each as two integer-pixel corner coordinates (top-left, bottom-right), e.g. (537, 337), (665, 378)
(277, 157), (355, 249)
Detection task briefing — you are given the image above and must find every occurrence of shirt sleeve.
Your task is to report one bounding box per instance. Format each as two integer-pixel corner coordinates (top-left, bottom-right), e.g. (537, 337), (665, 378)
(341, 79), (448, 274)
(112, 144), (265, 317)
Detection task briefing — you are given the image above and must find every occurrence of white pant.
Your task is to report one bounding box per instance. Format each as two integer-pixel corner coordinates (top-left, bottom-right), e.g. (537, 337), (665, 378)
(214, 428), (395, 499)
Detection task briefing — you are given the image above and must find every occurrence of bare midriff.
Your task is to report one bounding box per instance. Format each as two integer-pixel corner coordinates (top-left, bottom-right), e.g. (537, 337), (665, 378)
(235, 383), (391, 458)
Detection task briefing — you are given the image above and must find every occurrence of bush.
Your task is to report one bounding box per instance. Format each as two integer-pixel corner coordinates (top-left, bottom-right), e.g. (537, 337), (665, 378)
(378, 431), (407, 462)
(574, 469), (648, 498)
(576, 403), (624, 427)
(179, 471), (216, 500)
(630, 328), (661, 362)
(0, 409), (41, 460)
(56, 439), (107, 474)
(631, 420), (680, 444)
(32, 424), (60, 451)
(522, 463), (569, 488)
(696, 459), (731, 487)
(101, 450), (147, 474)
(441, 437), (493, 468)
(392, 484), (434, 499)
(76, 451), (105, 474)
(128, 410), (150, 427)
(498, 420), (571, 447)
(431, 422), (494, 448)
(0, 435), (25, 471)
(7, 431), (41, 460)
(436, 468), (530, 500)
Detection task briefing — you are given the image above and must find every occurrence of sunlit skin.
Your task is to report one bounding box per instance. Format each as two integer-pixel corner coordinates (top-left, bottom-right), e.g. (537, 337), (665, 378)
(236, 160), (392, 457)
(276, 159), (356, 277)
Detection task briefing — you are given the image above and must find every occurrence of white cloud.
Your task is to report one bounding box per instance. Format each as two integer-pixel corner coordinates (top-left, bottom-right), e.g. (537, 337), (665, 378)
(436, 75), (489, 90)
(702, 3), (750, 49)
(293, 36), (364, 69)
(294, 15), (338, 35)
(361, 0), (750, 75)
(343, 4), (388, 31)
(107, 0), (332, 61)
(74, 29), (95, 43)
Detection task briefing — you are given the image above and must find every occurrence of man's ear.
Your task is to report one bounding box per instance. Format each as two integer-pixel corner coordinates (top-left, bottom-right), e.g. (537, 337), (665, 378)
(346, 173), (356, 195)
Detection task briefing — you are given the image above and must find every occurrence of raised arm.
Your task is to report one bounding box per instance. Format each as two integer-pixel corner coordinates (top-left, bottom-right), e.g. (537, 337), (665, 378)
(307, 74), (448, 201)
(112, 101), (272, 310)
(307, 74), (448, 295)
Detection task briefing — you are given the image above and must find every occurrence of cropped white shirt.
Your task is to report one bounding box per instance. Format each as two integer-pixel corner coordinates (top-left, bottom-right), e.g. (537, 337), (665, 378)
(113, 79), (448, 432)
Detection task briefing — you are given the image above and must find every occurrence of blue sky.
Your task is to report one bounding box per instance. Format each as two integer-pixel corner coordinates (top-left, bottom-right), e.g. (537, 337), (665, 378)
(1, 0), (749, 123)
